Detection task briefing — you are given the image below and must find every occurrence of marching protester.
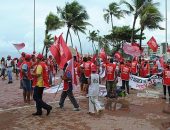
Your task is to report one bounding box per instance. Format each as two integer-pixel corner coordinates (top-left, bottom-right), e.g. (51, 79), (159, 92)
(88, 64), (103, 115)
(6, 55), (13, 84)
(105, 58), (117, 98)
(151, 61), (158, 75)
(120, 61), (131, 94)
(32, 54), (52, 116)
(131, 57), (138, 76)
(58, 62), (80, 111)
(14, 58), (19, 80)
(159, 61), (170, 103)
(47, 55), (54, 87)
(0, 57), (6, 80)
(20, 54), (32, 104)
(82, 57), (92, 97)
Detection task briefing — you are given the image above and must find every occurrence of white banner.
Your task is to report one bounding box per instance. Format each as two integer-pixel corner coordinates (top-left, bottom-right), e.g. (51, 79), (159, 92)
(129, 75), (162, 90)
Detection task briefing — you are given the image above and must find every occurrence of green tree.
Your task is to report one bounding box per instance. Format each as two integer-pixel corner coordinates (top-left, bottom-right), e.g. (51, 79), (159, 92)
(139, 2), (163, 46)
(43, 12), (64, 57)
(120, 0), (153, 43)
(87, 30), (98, 54)
(103, 2), (128, 30)
(57, 1), (90, 49)
(104, 26), (145, 54)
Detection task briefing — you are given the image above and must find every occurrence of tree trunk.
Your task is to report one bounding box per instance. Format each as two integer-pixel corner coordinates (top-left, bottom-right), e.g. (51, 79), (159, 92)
(111, 14), (114, 30)
(77, 32), (83, 55)
(131, 14), (138, 43)
(45, 46), (48, 58)
(139, 27), (144, 56)
(69, 31), (73, 47)
(42, 45), (45, 55)
(66, 27), (70, 44)
(92, 42), (95, 54)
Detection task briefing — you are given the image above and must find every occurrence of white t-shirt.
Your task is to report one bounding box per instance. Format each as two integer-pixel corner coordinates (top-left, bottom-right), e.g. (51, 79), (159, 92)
(6, 60), (12, 67)
(88, 73), (100, 96)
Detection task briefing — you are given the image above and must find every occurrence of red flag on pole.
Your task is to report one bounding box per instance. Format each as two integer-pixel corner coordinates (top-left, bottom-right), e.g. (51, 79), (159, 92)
(49, 34), (72, 69)
(167, 46), (170, 52)
(75, 47), (80, 62)
(147, 36), (158, 52)
(13, 43), (25, 51)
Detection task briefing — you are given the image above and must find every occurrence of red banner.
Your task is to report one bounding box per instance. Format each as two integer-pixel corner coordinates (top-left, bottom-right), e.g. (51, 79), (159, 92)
(147, 36), (158, 52)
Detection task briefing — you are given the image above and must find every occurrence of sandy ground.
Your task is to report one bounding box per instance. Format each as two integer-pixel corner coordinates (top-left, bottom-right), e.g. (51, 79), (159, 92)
(0, 75), (170, 130)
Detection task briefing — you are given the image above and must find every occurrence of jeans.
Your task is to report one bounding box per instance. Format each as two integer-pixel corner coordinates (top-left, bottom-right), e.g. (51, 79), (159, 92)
(7, 67), (12, 81)
(121, 80), (129, 94)
(59, 89), (79, 108)
(33, 86), (51, 113)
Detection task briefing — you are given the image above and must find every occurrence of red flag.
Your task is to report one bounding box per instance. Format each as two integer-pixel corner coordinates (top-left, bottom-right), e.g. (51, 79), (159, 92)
(167, 46), (170, 52)
(147, 36), (158, 52)
(159, 56), (164, 68)
(66, 58), (77, 86)
(99, 48), (107, 62)
(91, 54), (97, 63)
(13, 43), (25, 51)
(50, 34), (72, 69)
(75, 47), (80, 62)
(114, 52), (122, 62)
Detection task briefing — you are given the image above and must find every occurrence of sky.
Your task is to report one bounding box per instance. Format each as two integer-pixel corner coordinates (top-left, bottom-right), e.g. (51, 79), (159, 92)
(0, 0), (169, 58)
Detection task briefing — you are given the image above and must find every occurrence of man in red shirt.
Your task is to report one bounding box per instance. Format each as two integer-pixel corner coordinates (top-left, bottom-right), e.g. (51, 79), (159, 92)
(120, 61), (131, 94)
(105, 58), (117, 98)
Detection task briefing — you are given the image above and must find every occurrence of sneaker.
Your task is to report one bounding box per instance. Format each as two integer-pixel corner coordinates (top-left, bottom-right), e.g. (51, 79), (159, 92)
(162, 96), (166, 100)
(73, 107), (80, 111)
(86, 94), (89, 98)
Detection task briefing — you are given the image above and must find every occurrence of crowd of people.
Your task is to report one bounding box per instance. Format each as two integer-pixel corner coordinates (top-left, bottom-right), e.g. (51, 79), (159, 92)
(0, 52), (170, 116)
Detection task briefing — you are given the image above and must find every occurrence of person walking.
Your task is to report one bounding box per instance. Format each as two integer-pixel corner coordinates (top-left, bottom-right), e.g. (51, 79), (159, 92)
(58, 62), (80, 111)
(32, 54), (52, 116)
(88, 64), (103, 115)
(6, 55), (13, 84)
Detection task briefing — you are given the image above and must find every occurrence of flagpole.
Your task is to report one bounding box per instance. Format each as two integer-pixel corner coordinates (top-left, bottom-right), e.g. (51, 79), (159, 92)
(165, 0), (168, 60)
(33, 0), (35, 52)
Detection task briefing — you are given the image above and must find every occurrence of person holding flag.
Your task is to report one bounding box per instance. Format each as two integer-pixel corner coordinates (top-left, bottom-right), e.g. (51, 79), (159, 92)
(58, 61), (80, 111)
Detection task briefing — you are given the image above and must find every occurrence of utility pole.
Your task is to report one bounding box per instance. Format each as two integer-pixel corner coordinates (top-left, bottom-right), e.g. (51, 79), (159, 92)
(33, 0), (35, 52)
(165, 0), (168, 60)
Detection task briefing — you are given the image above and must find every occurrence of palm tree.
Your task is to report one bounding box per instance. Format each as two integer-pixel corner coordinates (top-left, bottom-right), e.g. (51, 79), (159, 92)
(103, 2), (129, 30)
(57, 1), (90, 49)
(72, 21), (91, 55)
(139, 3), (163, 46)
(87, 30), (98, 54)
(44, 34), (54, 58)
(120, 0), (153, 43)
(42, 12), (64, 56)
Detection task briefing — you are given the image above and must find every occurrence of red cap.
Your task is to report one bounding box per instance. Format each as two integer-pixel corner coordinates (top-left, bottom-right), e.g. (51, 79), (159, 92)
(37, 54), (43, 60)
(25, 54), (31, 60)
